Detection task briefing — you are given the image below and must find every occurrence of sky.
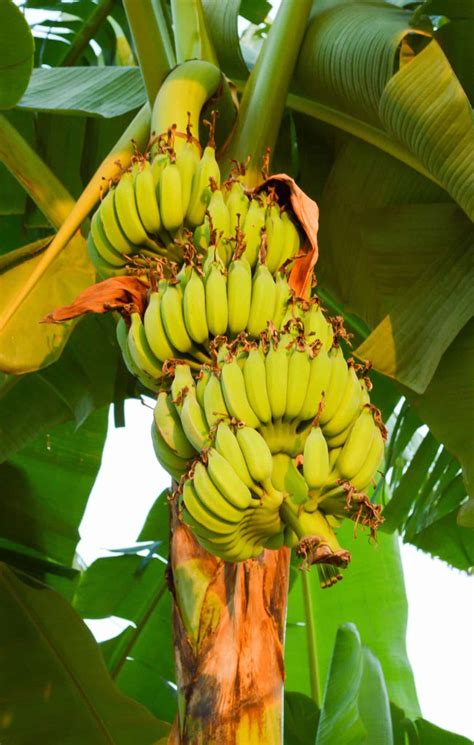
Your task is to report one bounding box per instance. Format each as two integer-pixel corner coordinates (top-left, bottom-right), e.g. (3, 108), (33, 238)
(78, 400), (474, 741)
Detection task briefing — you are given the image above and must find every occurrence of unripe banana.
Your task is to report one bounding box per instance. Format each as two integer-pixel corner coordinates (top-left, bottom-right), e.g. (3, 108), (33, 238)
(285, 343), (312, 421)
(183, 269), (209, 345)
(303, 426), (330, 490)
(150, 419), (189, 482)
(265, 204), (285, 274)
(323, 365), (362, 437)
(193, 461), (246, 523)
(159, 160), (184, 232)
(99, 187), (135, 255)
(243, 346), (272, 424)
(350, 426), (385, 491)
(113, 171), (149, 247)
(318, 347), (349, 426)
(227, 256), (252, 335)
(272, 272), (292, 330)
(196, 366), (211, 409)
(236, 426), (274, 490)
(207, 447), (254, 509)
(271, 453), (309, 505)
(87, 233), (125, 279)
(179, 389), (211, 453)
(265, 334), (291, 420)
(144, 290), (178, 362)
(215, 422), (254, 489)
(90, 210), (125, 266)
(171, 363), (195, 411)
(160, 282), (195, 354)
(154, 391), (197, 459)
(325, 418), (356, 450)
(208, 187), (231, 238)
(151, 152), (168, 187)
(128, 312), (162, 380)
(336, 407), (376, 480)
(204, 259), (228, 336)
(247, 263), (277, 337)
(279, 210), (301, 267)
(242, 196), (266, 266)
(186, 145), (220, 227)
(176, 139), (200, 215)
(226, 180), (249, 235)
(220, 358), (260, 428)
(182, 479), (237, 535)
(303, 303), (332, 350)
(135, 161), (162, 235)
(116, 318), (160, 392)
(298, 347), (332, 422)
(203, 371), (229, 427)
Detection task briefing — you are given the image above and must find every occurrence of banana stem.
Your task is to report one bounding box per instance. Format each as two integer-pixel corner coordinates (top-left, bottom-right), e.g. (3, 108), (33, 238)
(171, 0), (218, 65)
(0, 104), (151, 336)
(221, 0), (312, 186)
(0, 113), (75, 230)
(279, 499), (305, 540)
(123, 0), (175, 105)
(301, 569), (322, 707)
(58, 0), (114, 66)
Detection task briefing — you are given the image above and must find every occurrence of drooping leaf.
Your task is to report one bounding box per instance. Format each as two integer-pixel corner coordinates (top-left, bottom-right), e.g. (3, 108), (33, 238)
(0, 231), (95, 374)
(0, 406), (107, 568)
(202, 0), (249, 79)
(0, 314), (126, 461)
(285, 522), (420, 719)
(0, 564), (170, 745)
(0, 0), (34, 109)
(18, 67), (146, 118)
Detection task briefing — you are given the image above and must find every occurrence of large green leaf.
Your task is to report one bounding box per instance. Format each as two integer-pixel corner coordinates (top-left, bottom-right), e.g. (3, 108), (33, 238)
(315, 624), (393, 745)
(0, 0), (34, 109)
(73, 551), (176, 724)
(0, 232), (94, 374)
(18, 67), (146, 118)
(0, 406), (107, 568)
(0, 314), (127, 461)
(285, 522), (420, 719)
(0, 564), (169, 745)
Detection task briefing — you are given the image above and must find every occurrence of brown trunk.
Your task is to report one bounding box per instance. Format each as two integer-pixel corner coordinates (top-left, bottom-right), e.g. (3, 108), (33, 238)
(167, 497), (290, 745)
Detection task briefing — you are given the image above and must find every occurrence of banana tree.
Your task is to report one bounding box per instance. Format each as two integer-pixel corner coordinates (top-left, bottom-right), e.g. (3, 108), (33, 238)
(0, 0), (472, 743)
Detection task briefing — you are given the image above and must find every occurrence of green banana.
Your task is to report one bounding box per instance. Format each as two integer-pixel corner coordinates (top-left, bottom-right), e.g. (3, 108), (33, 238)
(298, 347), (332, 422)
(220, 357), (261, 428)
(242, 196), (266, 266)
(303, 303), (333, 351)
(193, 216), (211, 253)
(265, 333), (291, 420)
(154, 391), (197, 459)
(150, 420), (189, 482)
(160, 282), (196, 354)
(159, 159), (185, 232)
(279, 210), (301, 267)
(323, 365), (362, 437)
(171, 363), (195, 410)
(178, 389), (211, 453)
(265, 204), (284, 274)
(203, 371), (229, 427)
(226, 180), (249, 236)
(272, 272), (292, 330)
(90, 209), (125, 266)
(336, 407), (376, 480)
(144, 290), (178, 362)
(99, 187), (135, 255)
(207, 447), (254, 509)
(303, 426), (330, 490)
(127, 312), (162, 380)
(215, 422), (255, 490)
(243, 346), (272, 424)
(193, 461), (246, 523)
(181, 479), (237, 535)
(116, 317), (160, 392)
(285, 342), (312, 421)
(227, 256), (252, 335)
(196, 366), (211, 409)
(247, 263), (277, 338)
(205, 259), (228, 336)
(208, 187), (231, 238)
(236, 426), (275, 493)
(135, 160), (161, 235)
(183, 268), (209, 345)
(87, 233), (125, 279)
(176, 138), (200, 215)
(115, 170), (151, 246)
(318, 347), (349, 426)
(186, 145), (220, 227)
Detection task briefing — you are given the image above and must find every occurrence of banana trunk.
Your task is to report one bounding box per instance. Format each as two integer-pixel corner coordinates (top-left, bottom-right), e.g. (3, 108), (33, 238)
(167, 495), (290, 744)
